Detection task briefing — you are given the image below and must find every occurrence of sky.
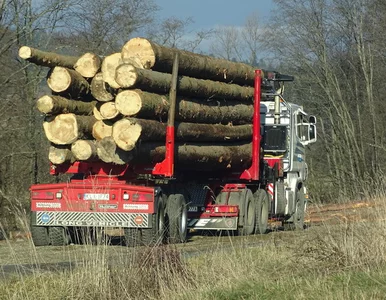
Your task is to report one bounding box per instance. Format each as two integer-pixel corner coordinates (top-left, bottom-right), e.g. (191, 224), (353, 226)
(156, 0), (275, 30)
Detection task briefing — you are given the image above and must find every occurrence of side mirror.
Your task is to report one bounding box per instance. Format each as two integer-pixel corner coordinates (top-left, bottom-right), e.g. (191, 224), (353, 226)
(309, 115), (316, 124)
(302, 124), (317, 145)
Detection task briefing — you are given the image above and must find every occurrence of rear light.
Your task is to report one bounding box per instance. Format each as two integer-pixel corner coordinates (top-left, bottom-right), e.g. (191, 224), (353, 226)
(31, 191), (54, 200)
(212, 206), (238, 213)
(56, 192), (62, 199)
(123, 193), (130, 200)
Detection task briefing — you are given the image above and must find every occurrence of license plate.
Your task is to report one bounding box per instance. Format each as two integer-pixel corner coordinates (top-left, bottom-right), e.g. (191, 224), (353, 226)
(83, 193), (109, 201)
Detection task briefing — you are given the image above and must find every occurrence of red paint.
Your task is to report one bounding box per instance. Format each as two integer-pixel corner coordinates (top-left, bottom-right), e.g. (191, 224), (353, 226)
(152, 126), (175, 177)
(240, 70), (262, 181)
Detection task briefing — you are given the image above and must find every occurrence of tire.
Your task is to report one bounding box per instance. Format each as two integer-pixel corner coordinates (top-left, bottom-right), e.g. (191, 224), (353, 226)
(141, 196), (166, 246)
(284, 188), (305, 231)
(48, 226), (69, 246)
(31, 226), (49, 246)
(254, 189), (269, 234)
(166, 194), (187, 244)
(238, 190), (256, 236)
(124, 228), (141, 247)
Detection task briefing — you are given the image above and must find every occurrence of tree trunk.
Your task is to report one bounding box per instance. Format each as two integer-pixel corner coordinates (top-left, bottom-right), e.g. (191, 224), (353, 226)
(115, 89), (253, 124)
(37, 95), (95, 115)
(112, 118), (252, 151)
(48, 145), (74, 164)
(101, 53), (123, 89)
(47, 67), (90, 99)
(96, 136), (132, 164)
(115, 63), (254, 101)
(92, 120), (113, 141)
(74, 52), (101, 78)
(43, 114), (96, 145)
(121, 37), (259, 86)
(130, 142), (252, 170)
(90, 73), (115, 102)
(18, 46), (78, 69)
(71, 140), (98, 161)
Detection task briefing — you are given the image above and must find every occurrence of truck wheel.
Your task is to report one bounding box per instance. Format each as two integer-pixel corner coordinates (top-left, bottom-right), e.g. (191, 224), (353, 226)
(293, 189), (305, 230)
(31, 226), (49, 246)
(49, 226), (69, 246)
(238, 190), (255, 236)
(141, 196), (166, 246)
(124, 228), (140, 247)
(254, 189), (269, 234)
(166, 194), (187, 243)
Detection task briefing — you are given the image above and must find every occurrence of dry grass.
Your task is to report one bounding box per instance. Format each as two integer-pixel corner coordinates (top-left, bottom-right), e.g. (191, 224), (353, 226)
(2, 198), (386, 299)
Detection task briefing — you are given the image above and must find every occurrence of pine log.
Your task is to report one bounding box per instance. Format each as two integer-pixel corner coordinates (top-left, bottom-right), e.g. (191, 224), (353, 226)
(43, 114), (96, 145)
(47, 67), (90, 99)
(71, 140), (98, 161)
(129, 142), (252, 170)
(49, 145), (74, 164)
(90, 73), (115, 102)
(115, 63), (254, 101)
(93, 105), (104, 121)
(18, 46), (78, 69)
(115, 89), (253, 124)
(92, 120), (113, 140)
(99, 102), (119, 120)
(121, 37), (258, 86)
(74, 53), (101, 78)
(96, 136), (132, 164)
(112, 118), (252, 151)
(101, 53), (123, 89)
(37, 95), (95, 115)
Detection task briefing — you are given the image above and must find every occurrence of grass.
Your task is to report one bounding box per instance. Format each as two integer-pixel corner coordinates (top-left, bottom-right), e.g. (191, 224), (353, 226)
(1, 198), (386, 299)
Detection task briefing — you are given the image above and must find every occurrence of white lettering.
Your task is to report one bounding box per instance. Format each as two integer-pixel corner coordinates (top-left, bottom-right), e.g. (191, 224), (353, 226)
(83, 193), (109, 201)
(36, 202), (61, 208)
(123, 204), (149, 210)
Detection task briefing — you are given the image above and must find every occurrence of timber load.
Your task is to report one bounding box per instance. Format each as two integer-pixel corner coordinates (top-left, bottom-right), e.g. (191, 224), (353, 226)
(19, 38), (269, 171)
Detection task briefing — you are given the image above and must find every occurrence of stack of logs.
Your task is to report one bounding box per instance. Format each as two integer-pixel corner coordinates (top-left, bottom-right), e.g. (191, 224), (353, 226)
(19, 38), (262, 171)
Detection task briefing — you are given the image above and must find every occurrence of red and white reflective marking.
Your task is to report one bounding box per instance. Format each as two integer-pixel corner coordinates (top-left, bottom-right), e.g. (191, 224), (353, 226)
(267, 183), (274, 200)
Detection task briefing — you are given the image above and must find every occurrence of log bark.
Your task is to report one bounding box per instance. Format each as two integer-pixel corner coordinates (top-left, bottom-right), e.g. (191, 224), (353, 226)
(37, 95), (95, 115)
(47, 67), (90, 99)
(71, 140), (98, 161)
(18, 46), (78, 69)
(74, 53), (101, 78)
(115, 63), (254, 101)
(43, 114), (96, 145)
(90, 73), (115, 102)
(101, 53), (123, 89)
(48, 145), (74, 164)
(115, 89), (253, 124)
(92, 120), (113, 140)
(129, 142), (252, 170)
(96, 136), (132, 164)
(112, 118), (252, 151)
(121, 37), (258, 86)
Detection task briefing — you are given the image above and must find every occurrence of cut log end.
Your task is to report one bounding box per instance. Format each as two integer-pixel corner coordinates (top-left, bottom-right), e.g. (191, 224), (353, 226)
(47, 67), (71, 92)
(121, 37), (156, 69)
(92, 120), (113, 140)
(71, 140), (96, 160)
(112, 119), (142, 151)
(99, 102), (119, 119)
(74, 53), (101, 78)
(115, 64), (138, 88)
(18, 46), (32, 59)
(101, 53), (122, 89)
(90, 72), (115, 102)
(48, 145), (73, 164)
(43, 114), (78, 145)
(36, 95), (54, 114)
(115, 90), (142, 116)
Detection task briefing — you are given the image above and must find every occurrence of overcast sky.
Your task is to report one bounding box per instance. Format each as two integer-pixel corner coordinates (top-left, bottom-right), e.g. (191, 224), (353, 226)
(156, 0), (275, 29)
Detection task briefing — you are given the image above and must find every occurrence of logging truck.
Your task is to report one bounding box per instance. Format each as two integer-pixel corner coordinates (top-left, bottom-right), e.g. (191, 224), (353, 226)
(29, 66), (316, 246)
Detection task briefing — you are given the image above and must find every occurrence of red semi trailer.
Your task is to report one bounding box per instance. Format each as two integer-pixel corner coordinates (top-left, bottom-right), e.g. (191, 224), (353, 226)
(30, 69), (317, 246)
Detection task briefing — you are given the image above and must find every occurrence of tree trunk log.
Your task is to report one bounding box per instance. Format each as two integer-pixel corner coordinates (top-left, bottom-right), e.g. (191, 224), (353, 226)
(18, 46), (78, 69)
(48, 145), (74, 164)
(115, 89), (253, 124)
(99, 102), (119, 120)
(96, 136), (132, 164)
(115, 63), (254, 101)
(90, 73), (115, 102)
(37, 95), (95, 115)
(47, 67), (90, 99)
(74, 52), (101, 78)
(92, 120), (113, 140)
(121, 37), (258, 86)
(71, 140), (98, 161)
(43, 114), (96, 145)
(129, 142), (252, 170)
(112, 118), (252, 151)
